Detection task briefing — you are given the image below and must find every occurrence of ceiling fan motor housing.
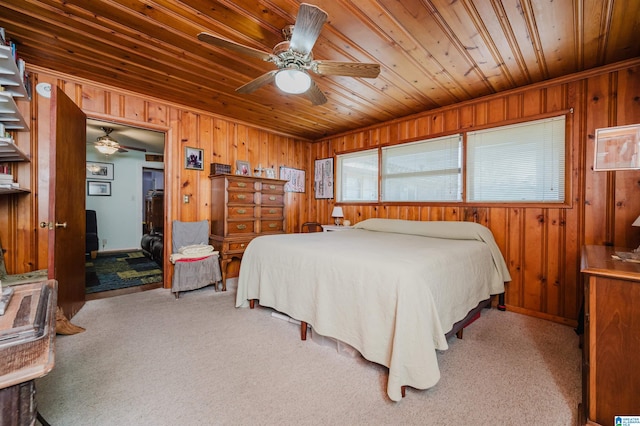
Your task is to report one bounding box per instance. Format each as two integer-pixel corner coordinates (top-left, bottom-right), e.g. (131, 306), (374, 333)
(273, 41), (312, 70)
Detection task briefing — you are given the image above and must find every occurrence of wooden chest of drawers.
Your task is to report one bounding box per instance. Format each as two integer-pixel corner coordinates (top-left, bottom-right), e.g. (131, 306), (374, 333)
(209, 174), (287, 289)
(579, 245), (640, 426)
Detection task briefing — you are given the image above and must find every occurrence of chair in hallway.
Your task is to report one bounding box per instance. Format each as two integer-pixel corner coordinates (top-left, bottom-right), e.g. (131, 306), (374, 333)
(170, 220), (222, 299)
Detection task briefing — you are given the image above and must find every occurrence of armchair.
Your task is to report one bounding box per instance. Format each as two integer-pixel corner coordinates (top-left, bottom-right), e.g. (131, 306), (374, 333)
(170, 220), (222, 299)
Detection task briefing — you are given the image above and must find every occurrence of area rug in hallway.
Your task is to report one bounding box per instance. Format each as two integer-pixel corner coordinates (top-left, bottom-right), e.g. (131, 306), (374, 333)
(85, 251), (162, 294)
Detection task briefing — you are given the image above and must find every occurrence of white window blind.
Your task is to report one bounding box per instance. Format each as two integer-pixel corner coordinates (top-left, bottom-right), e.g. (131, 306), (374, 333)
(382, 134), (462, 201)
(466, 115), (566, 202)
(336, 149), (378, 202)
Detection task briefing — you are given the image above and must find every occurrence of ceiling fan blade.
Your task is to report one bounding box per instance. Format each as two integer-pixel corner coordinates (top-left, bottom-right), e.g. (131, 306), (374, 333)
(119, 145), (146, 152)
(289, 3), (328, 57)
(304, 79), (327, 106)
(236, 70), (278, 94)
(312, 61), (381, 78)
(198, 32), (273, 62)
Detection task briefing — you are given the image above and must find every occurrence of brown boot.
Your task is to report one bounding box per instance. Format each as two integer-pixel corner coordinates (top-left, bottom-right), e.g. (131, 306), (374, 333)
(55, 306), (85, 335)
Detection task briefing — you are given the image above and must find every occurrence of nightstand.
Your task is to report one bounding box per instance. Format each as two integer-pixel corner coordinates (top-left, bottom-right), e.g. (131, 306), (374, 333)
(322, 225), (354, 232)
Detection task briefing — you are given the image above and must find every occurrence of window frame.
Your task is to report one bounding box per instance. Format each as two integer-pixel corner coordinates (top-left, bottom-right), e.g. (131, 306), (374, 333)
(334, 111), (572, 208)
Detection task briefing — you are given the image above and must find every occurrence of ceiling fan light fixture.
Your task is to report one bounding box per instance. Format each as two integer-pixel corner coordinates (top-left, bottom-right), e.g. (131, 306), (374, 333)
(275, 69), (311, 94)
(95, 144), (119, 155)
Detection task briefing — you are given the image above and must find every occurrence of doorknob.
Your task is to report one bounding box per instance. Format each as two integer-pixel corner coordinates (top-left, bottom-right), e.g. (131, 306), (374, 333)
(55, 222), (67, 229)
(40, 222), (53, 230)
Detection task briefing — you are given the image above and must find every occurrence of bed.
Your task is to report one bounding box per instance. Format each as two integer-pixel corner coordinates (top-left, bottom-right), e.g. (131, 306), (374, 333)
(236, 219), (511, 401)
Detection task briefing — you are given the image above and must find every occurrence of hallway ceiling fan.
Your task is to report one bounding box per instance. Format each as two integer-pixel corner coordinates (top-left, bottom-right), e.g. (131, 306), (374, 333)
(197, 3), (380, 105)
(90, 127), (147, 155)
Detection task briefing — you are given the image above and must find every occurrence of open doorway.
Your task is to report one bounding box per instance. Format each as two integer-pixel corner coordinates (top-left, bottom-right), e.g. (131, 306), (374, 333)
(85, 119), (166, 299)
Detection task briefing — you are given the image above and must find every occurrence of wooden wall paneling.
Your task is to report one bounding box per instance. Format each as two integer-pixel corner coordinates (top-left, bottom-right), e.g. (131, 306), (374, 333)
(443, 109), (459, 133)
(212, 118), (228, 165)
(546, 208), (563, 317)
(521, 89), (541, 117)
(613, 66), (640, 248)
(522, 208), (545, 313)
(583, 73), (612, 245)
(506, 208), (523, 308)
(122, 93), (146, 122)
(80, 85), (108, 114)
(198, 115), (213, 221)
(459, 104), (474, 130)
(431, 112), (444, 134)
(415, 116), (430, 136)
(506, 93), (523, 120)
(146, 101), (168, 127)
(487, 97), (507, 123)
(178, 111), (199, 222)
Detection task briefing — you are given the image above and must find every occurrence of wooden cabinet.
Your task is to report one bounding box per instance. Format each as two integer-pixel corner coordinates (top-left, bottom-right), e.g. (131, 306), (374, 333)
(580, 245), (640, 426)
(209, 174), (287, 289)
(144, 189), (164, 234)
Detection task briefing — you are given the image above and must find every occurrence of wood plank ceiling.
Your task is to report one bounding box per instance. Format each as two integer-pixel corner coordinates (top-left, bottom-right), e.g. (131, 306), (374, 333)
(0, 0), (638, 140)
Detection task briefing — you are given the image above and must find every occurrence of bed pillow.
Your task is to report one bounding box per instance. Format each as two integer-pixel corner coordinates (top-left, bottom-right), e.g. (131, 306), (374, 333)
(353, 218), (512, 282)
(353, 218), (489, 239)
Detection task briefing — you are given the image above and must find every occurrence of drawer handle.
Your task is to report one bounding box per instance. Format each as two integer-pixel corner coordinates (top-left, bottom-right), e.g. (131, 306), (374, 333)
(241, 243), (245, 248)
(269, 196), (276, 201)
(237, 182), (247, 188)
(237, 209), (246, 214)
(269, 185), (276, 190)
(268, 223), (277, 228)
(237, 224), (247, 230)
(237, 194), (246, 200)
(269, 209), (276, 214)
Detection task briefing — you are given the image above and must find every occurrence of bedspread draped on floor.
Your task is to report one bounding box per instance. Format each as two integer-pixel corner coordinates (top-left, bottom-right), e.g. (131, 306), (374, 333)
(237, 219), (510, 401)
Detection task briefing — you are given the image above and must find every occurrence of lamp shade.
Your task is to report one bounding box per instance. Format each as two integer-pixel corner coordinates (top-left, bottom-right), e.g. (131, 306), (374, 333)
(331, 206), (344, 218)
(275, 69), (311, 94)
(633, 215), (640, 227)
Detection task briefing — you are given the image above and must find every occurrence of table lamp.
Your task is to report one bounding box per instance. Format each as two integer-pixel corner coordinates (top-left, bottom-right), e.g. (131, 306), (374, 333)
(332, 206), (344, 226)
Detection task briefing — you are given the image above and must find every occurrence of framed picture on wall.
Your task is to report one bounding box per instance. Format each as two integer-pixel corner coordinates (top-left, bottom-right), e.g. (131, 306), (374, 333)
(593, 124), (640, 171)
(87, 181), (111, 196)
(279, 166), (305, 193)
(236, 160), (251, 176)
(184, 147), (204, 170)
(314, 158), (333, 199)
(86, 161), (114, 180)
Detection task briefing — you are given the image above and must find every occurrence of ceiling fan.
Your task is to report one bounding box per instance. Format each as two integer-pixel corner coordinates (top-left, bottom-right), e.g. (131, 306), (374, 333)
(90, 127), (147, 155)
(197, 3), (380, 105)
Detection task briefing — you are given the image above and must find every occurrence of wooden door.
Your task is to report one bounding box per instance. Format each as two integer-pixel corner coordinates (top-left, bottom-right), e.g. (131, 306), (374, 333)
(47, 86), (86, 319)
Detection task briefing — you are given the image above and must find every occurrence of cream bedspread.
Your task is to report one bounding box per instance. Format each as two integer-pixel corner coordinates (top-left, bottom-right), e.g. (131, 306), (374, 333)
(236, 219), (510, 401)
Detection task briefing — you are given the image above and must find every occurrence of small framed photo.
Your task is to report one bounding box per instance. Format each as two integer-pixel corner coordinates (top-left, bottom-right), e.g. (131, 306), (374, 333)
(185, 147), (204, 170)
(87, 181), (111, 196)
(236, 160), (251, 176)
(594, 124), (640, 171)
(86, 161), (114, 180)
(265, 168), (276, 179)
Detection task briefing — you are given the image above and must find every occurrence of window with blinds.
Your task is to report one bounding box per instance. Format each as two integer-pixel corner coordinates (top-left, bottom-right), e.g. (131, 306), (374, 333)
(336, 149), (378, 202)
(381, 134), (462, 201)
(466, 115), (566, 202)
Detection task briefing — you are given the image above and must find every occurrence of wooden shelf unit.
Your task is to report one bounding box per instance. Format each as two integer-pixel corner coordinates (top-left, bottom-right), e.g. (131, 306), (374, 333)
(0, 137), (30, 194)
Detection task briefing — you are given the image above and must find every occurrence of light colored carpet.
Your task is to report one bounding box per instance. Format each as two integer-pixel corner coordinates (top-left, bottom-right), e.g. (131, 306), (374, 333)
(36, 279), (581, 425)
